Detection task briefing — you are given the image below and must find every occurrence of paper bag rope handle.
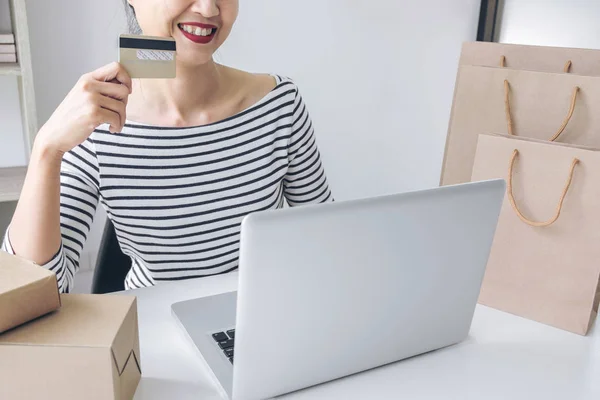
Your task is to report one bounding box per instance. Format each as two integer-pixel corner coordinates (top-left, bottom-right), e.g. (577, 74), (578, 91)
(507, 149), (579, 227)
(503, 80), (580, 142)
(564, 60), (572, 73)
(499, 56), (573, 73)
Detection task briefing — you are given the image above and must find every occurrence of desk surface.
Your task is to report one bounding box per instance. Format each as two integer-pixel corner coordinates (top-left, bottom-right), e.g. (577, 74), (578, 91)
(129, 272), (600, 400)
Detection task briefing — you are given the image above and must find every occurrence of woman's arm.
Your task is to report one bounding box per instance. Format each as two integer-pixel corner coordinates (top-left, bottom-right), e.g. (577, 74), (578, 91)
(4, 140), (101, 293)
(2, 62), (131, 292)
(8, 140), (64, 265)
(283, 85), (334, 205)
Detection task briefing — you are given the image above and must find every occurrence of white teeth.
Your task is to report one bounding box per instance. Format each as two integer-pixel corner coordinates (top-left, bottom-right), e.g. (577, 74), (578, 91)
(181, 24), (213, 37)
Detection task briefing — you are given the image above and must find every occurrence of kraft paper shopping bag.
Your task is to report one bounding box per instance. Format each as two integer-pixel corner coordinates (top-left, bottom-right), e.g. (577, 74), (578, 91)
(441, 65), (600, 186)
(460, 42), (600, 75)
(471, 133), (600, 335)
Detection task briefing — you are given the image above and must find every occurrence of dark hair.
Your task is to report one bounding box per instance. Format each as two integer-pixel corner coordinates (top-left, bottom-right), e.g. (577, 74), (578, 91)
(123, 1), (142, 34)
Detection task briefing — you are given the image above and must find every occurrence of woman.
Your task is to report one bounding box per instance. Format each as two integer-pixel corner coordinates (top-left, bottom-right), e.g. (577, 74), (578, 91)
(2, 0), (333, 292)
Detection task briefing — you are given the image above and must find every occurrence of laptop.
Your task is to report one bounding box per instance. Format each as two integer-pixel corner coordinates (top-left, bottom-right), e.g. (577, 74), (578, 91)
(171, 179), (505, 400)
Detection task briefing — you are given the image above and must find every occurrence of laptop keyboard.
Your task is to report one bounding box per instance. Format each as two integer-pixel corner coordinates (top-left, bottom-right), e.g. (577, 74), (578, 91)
(212, 329), (236, 364)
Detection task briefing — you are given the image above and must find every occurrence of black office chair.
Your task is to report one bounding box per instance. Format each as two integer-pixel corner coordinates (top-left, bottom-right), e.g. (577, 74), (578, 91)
(91, 220), (132, 294)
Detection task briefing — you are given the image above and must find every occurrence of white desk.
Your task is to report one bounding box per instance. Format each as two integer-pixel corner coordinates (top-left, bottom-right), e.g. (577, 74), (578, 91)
(129, 272), (600, 400)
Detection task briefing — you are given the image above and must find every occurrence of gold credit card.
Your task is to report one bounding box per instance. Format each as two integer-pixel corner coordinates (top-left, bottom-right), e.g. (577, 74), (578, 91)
(119, 34), (176, 79)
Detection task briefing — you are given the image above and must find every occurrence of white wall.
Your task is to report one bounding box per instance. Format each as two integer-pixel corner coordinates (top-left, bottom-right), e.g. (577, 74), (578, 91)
(0, 0), (10, 30)
(0, 0), (27, 167)
(499, 0), (600, 49)
(219, 0), (481, 200)
(0, 76), (26, 167)
(26, 0), (126, 125)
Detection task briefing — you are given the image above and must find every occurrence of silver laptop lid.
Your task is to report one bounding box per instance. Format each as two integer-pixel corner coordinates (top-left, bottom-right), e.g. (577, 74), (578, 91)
(232, 179), (505, 400)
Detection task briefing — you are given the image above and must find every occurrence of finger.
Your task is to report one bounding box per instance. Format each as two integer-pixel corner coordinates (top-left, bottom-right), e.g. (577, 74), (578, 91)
(94, 80), (130, 103)
(95, 94), (127, 131)
(105, 78), (131, 101)
(90, 62), (132, 93)
(90, 106), (121, 134)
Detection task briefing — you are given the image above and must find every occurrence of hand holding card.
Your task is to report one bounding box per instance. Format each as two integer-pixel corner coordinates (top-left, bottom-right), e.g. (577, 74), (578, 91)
(119, 34), (177, 79)
(36, 61), (132, 155)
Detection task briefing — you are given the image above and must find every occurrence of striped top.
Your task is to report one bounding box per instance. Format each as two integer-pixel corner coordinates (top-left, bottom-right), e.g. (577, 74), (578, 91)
(1, 76), (333, 292)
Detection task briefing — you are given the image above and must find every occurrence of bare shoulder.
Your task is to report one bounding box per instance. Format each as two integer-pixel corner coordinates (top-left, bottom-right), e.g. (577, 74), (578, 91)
(249, 71), (278, 94)
(223, 66), (279, 106)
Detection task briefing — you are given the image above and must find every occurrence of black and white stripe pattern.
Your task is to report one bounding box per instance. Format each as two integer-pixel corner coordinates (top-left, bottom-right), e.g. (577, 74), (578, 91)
(2, 76), (333, 292)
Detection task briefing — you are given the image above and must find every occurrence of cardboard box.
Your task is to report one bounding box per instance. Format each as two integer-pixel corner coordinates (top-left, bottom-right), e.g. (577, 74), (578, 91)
(0, 251), (61, 333)
(0, 294), (141, 400)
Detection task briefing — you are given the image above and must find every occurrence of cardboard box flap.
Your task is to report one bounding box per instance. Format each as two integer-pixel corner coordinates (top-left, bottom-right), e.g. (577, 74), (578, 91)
(111, 297), (141, 374)
(0, 251), (56, 293)
(0, 252), (61, 334)
(0, 294), (136, 348)
(112, 348), (141, 376)
(0, 280), (57, 325)
(112, 347), (142, 400)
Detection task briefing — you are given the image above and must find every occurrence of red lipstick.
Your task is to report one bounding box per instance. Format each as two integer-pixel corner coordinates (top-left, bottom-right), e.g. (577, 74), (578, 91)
(178, 22), (218, 44)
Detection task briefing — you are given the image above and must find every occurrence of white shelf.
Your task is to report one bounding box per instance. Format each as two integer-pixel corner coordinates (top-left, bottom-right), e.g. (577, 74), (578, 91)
(0, 63), (21, 76)
(10, 0), (38, 165)
(0, 166), (26, 202)
(0, 0), (37, 203)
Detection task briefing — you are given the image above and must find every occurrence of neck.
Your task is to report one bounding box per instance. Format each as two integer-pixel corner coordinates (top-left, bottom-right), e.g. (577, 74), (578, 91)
(129, 59), (228, 124)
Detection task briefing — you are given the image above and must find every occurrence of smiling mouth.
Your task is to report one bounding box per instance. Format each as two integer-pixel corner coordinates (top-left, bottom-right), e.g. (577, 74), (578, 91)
(178, 23), (217, 38)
